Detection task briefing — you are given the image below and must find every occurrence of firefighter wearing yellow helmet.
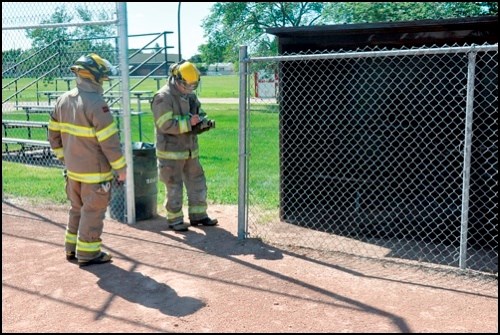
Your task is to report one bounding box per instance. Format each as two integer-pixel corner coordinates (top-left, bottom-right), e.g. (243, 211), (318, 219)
(48, 53), (126, 266)
(151, 60), (218, 231)
(171, 60), (201, 91)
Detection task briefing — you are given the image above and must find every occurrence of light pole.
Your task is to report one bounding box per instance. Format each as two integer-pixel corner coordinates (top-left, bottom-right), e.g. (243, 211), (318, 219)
(177, 2), (182, 61)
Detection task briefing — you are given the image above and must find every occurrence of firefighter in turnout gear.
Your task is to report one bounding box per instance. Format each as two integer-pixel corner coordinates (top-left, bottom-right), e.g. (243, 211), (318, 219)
(151, 60), (218, 231)
(48, 53), (127, 267)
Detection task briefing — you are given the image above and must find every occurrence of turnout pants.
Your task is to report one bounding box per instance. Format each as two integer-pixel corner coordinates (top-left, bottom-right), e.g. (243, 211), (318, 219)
(64, 178), (111, 261)
(159, 157), (208, 225)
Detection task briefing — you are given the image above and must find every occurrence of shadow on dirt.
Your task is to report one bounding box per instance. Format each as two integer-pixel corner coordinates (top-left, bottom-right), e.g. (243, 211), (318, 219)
(81, 262), (206, 317)
(134, 217), (284, 261)
(130, 216), (412, 332)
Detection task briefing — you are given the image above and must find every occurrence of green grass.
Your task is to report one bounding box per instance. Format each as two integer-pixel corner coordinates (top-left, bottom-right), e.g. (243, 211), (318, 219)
(2, 102), (280, 209)
(2, 163), (68, 203)
(2, 75), (241, 102)
(197, 75), (241, 98)
(2, 74), (278, 209)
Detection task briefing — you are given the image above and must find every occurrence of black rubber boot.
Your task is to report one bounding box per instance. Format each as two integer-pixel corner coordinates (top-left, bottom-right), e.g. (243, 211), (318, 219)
(66, 251), (76, 261)
(190, 217), (218, 226)
(168, 222), (190, 231)
(78, 252), (112, 267)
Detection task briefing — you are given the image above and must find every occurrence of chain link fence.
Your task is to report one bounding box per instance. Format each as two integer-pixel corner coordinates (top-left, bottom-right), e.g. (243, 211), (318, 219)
(2, 3), (171, 223)
(2, 2), (126, 221)
(241, 43), (497, 290)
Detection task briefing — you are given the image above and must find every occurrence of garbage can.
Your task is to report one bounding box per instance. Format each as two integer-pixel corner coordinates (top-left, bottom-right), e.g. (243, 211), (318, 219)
(108, 142), (158, 222)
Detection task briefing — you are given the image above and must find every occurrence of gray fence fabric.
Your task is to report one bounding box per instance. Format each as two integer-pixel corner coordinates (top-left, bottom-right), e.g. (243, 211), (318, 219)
(242, 44), (497, 284)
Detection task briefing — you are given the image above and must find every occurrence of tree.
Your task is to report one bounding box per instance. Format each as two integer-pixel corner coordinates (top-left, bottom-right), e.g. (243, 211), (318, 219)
(24, 7), (73, 50)
(197, 30), (231, 66)
(23, 4), (115, 79)
(189, 54), (203, 63)
(480, 1), (498, 15)
(25, 4), (114, 48)
(2, 49), (23, 78)
(320, 2), (497, 24)
(201, 2), (497, 63)
(201, 2), (325, 63)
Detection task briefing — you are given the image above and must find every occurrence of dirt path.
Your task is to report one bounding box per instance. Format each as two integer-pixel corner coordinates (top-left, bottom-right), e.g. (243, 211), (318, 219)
(2, 197), (497, 333)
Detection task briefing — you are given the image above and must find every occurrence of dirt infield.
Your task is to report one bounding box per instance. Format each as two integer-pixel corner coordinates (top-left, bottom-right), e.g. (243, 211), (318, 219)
(2, 197), (498, 333)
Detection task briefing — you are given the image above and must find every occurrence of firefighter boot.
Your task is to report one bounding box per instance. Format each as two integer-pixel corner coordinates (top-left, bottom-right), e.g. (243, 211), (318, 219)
(190, 217), (218, 227)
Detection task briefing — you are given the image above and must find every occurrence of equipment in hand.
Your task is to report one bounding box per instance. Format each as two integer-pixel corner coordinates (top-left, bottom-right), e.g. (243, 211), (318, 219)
(192, 113), (216, 134)
(198, 116), (216, 130)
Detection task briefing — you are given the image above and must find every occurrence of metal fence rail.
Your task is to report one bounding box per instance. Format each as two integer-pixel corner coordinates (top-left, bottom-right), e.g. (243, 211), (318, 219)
(240, 44), (498, 285)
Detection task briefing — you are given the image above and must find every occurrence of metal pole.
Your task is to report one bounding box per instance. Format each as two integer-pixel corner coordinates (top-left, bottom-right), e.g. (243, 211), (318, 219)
(177, 2), (182, 61)
(459, 49), (477, 269)
(237, 46), (249, 240)
(117, 2), (136, 224)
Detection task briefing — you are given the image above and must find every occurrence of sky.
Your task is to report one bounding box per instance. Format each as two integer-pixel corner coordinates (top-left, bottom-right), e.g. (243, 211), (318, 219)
(126, 2), (216, 59)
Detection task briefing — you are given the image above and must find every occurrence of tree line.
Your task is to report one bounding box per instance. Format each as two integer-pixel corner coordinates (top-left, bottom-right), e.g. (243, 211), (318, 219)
(199, 2), (497, 64)
(2, 2), (497, 78)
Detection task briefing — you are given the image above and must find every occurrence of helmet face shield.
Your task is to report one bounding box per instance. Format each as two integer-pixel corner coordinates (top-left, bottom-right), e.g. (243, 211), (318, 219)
(102, 58), (118, 76)
(178, 78), (199, 91)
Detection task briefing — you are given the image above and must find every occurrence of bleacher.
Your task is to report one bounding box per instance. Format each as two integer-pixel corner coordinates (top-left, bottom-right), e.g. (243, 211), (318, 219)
(2, 101), (150, 159)
(2, 104), (53, 161)
(2, 33), (171, 166)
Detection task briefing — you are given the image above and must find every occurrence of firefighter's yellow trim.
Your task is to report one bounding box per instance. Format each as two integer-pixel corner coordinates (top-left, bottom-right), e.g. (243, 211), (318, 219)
(188, 205), (207, 215)
(52, 147), (64, 159)
(67, 170), (113, 183)
(96, 123), (119, 142)
(167, 209), (183, 220)
(76, 240), (101, 253)
(110, 156), (126, 170)
(156, 111), (173, 128)
(58, 122), (96, 137)
(156, 148), (199, 160)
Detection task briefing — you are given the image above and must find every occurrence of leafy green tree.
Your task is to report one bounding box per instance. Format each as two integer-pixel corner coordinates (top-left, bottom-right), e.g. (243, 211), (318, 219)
(23, 4), (115, 79)
(320, 2), (497, 24)
(2, 49), (24, 78)
(201, 2), (325, 63)
(189, 54), (203, 63)
(24, 7), (73, 49)
(197, 30), (231, 66)
(71, 5), (115, 60)
(201, 2), (497, 63)
(480, 1), (498, 15)
(2, 49), (23, 62)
